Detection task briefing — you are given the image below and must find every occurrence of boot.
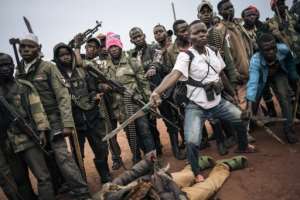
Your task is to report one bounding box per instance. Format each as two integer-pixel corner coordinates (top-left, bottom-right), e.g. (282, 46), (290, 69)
(284, 128), (299, 144)
(94, 160), (112, 184)
(265, 100), (277, 117)
(169, 133), (186, 160)
(211, 120), (228, 156)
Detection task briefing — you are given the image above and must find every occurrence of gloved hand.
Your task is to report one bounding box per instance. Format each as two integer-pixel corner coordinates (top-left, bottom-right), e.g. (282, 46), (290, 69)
(39, 131), (47, 148)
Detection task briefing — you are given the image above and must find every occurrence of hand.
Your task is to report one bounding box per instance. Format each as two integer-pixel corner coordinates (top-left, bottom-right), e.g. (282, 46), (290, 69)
(150, 91), (162, 107)
(39, 131), (47, 148)
(98, 83), (112, 92)
(74, 33), (84, 48)
(145, 66), (156, 78)
(63, 127), (73, 137)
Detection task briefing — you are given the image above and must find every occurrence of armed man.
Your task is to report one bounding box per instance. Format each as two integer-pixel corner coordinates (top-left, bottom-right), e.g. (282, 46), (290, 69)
(268, 0), (300, 118)
(245, 33), (299, 144)
(152, 24), (186, 159)
(241, 6), (278, 118)
(128, 27), (163, 155)
(101, 32), (156, 164)
(74, 35), (123, 170)
(0, 53), (56, 200)
(16, 34), (92, 200)
(53, 42), (112, 183)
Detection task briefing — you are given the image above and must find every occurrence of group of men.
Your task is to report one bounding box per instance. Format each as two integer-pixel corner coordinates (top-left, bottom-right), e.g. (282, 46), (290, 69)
(0, 0), (300, 199)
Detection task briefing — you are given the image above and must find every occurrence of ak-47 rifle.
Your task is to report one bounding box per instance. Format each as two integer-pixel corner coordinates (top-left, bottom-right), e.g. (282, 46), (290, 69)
(0, 96), (50, 156)
(9, 38), (26, 78)
(68, 20), (102, 48)
(86, 66), (180, 138)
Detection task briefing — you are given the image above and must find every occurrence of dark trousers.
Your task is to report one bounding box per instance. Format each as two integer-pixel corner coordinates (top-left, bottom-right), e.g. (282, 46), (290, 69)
(108, 119), (122, 162)
(50, 135), (90, 199)
(18, 146), (56, 200)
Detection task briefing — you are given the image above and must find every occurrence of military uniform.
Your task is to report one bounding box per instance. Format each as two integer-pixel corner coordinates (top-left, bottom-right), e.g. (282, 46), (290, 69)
(128, 44), (163, 154)
(103, 52), (155, 163)
(16, 58), (91, 199)
(54, 43), (111, 183)
(0, 79), (55, 200)
(83, 57), (122, 167)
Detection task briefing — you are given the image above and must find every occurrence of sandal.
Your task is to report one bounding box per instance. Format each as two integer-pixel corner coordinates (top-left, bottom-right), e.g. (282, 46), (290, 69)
(198, 156), (216, 171)
(217, 155), (248, 171)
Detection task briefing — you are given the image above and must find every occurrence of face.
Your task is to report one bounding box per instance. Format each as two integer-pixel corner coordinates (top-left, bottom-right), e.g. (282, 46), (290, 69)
(0, 55), (14, 82)
(276, 1), (286, 15)
(243, 10), (258, 26)
(99, 39), (108, 56)
(190, 22), (208, 48)
(219, 1), (234, 20)
(19, 40), (40, 62)
(108, 46), (122, 59)
(198, 6), (213, 25)
(175, 22), (189, 41)
(213, 16), (221, 26)
(130, 31), (146, 48)
(153, 26), (167, 43)
(85, 41), (99, 59)
(57, 47), (72, 66)
(260, 40), (277, 63)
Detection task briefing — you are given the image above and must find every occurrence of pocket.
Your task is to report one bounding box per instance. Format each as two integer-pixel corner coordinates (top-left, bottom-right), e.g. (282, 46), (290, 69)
(33, 74), (49, 91)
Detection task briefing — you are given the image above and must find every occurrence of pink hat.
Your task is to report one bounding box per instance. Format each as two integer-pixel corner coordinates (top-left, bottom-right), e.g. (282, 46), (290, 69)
(106, 32), (123, 49)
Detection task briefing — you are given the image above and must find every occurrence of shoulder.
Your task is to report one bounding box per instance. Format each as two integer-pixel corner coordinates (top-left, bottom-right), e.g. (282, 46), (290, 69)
(249, 52), (262, 68)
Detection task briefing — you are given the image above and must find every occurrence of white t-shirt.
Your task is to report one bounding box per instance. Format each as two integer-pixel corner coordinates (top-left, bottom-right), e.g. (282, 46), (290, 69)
(173, 46), (225, 109)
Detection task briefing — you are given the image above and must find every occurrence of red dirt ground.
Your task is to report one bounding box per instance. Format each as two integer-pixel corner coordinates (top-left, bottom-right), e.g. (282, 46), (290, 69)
(1, 119), (300, 200)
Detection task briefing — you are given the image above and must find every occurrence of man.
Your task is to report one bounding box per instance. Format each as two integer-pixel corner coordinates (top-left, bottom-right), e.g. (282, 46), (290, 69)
(128, 27), (163, 155)
(75, 36), (123, 170)
(267, 0), (300, 118)
(241, 6), (278, 118)
(53, 43), (112, 183)
(152, 24), (186, 159)
(0, 53), (55, 200)
(17, 34), (91, 200)
(150, 20), (255, 182)
(197, 0), (239, 154)
(103, 32), (155, 164)
(216, 0), (250, 105)
(246, 33), (299, 144)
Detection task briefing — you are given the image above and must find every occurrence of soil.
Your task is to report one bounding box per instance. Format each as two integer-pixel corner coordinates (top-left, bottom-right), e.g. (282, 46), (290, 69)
(1, 120), (299, 200)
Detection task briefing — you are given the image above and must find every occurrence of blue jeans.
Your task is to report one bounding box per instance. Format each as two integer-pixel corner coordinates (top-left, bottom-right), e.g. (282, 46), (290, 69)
(184, 98), (248, 175)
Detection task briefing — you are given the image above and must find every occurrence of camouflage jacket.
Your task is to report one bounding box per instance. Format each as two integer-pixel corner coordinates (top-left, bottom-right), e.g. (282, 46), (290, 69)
(267, 12), (300, 63)
(0, 80), (49, 153)
(16, 59), (74, 138)
(102, 52), (151, 122)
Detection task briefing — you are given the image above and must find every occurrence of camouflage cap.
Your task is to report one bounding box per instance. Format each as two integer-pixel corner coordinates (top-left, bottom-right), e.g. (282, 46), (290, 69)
(129, 27), (143, 38)
(197, 0), (213, 12)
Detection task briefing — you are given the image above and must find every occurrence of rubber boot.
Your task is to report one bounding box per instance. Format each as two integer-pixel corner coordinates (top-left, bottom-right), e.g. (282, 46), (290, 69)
(284, 127), (299, 144)
(94, 160), (112, 184)
(265, 100), (277, 117)
(169, 132), (186, 160)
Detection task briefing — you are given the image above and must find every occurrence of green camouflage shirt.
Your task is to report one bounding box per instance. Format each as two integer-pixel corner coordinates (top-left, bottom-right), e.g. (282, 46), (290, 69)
(267, 12), (300, 63)
(2, 79), (49, 153)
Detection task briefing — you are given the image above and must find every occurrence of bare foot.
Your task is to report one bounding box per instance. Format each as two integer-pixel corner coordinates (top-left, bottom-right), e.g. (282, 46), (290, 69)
(195, 174), (205, 183)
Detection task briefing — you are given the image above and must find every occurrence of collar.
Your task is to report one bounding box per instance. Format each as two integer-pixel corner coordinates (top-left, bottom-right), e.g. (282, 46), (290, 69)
(24, 58), (38, 74)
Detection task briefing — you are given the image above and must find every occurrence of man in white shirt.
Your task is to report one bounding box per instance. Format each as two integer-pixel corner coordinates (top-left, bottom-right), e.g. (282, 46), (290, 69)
(150, 20), (256, 182)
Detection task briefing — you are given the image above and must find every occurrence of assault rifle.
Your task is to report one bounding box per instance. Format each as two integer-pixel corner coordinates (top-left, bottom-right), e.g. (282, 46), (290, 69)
(0, 96), (50, 156)
(68, 20), (102, 48)
(86, 66), (180, 137)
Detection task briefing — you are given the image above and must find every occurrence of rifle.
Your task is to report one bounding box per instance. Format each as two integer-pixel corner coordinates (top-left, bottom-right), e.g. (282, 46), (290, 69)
(0, 96), (50, 156)
(68, 20), (102, 48)
(9, 38), (25, 78)
(87, 66), (180, 131)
